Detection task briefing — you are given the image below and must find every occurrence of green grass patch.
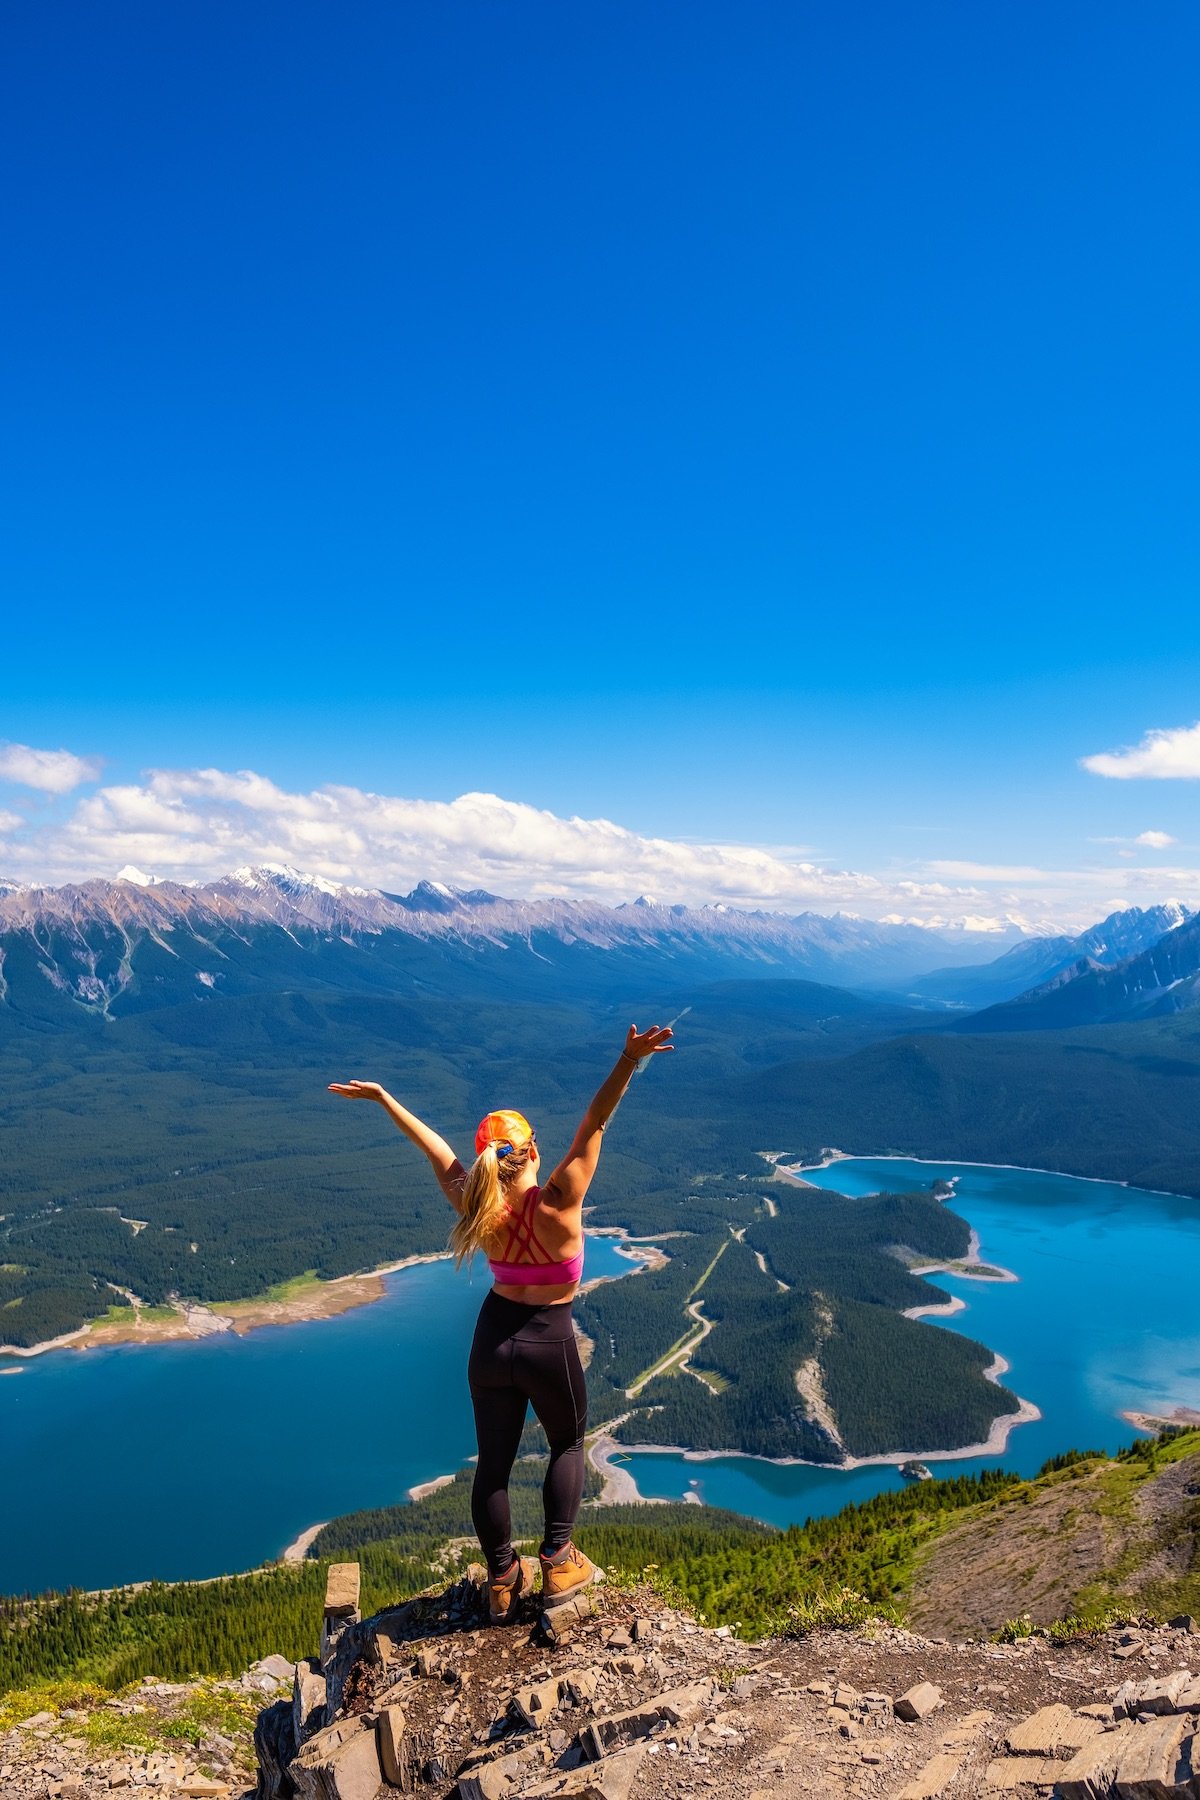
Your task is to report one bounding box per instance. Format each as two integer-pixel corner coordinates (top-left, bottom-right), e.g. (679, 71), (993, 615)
(224, 1270), (324, 1308)
(90, 1303), (137, 1326)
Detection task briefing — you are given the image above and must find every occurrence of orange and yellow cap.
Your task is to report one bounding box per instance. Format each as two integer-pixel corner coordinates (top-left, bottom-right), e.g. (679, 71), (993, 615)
(475, 1109), (534, 1158)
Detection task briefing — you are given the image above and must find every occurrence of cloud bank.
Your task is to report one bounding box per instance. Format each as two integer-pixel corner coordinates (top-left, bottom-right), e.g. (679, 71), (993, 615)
(0, 758), (998, 921)
(0, 762), (896, 910)
(1083, 721), (1200, 780)
(0, 743), (1195, 931)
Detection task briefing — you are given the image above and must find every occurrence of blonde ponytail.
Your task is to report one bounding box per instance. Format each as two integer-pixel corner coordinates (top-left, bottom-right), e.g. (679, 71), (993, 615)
(449, 1140), (534, 1267)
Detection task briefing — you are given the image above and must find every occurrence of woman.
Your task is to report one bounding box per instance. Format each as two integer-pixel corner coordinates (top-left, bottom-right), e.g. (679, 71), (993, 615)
(329, 1021), (674, 1623)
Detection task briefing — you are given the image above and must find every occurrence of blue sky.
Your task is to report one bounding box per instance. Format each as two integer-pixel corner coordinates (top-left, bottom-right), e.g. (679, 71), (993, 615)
(2, 2), (1199, 926)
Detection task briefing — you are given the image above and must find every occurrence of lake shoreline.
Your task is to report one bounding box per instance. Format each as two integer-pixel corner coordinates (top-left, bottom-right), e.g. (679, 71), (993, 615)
(0, 1251), (453, 1362)
(588, 1153), (1044, 1504)
(591, 1351), (1041, 1502)
(0, 1229), (667, 1364)
(1122, 1404), (1200, 1436)
(786, 1147), (1192, 1204)
(280, 1520), (329, 1563)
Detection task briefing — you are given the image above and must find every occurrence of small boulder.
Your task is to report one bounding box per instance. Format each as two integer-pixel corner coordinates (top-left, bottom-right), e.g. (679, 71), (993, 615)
(289, 1714), (383, 1800)
(894, 1682), (943, 1723)
(1114, 1670), (1193, 1718)
(254, 1655), (297, 1685)
(512, 1677), (564, 1729)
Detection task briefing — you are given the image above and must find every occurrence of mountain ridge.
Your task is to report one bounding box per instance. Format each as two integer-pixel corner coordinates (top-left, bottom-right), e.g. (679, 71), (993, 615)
(959, 911), (1200, 1032)
(0, 866), (1029, 1020)
(909, 903), (1193, 1010)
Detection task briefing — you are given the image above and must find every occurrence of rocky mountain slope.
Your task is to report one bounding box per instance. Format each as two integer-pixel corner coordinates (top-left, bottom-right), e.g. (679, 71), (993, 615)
(8, 1575), (1200, 1800)
(10, 1576), (1200, 1799)
(4, 1436), (1199, 1796)
(909, 906), (1193, 1011)
(961, 913), (1200, 1033)
(908, 1441), (1200, 1641)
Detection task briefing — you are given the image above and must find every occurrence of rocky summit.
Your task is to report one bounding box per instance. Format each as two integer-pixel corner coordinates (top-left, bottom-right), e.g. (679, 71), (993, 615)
(243, 1564), (1200, 1800)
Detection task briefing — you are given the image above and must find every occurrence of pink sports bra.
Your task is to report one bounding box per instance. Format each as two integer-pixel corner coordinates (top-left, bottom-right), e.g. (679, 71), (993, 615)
(488, 1186), (585, 1287)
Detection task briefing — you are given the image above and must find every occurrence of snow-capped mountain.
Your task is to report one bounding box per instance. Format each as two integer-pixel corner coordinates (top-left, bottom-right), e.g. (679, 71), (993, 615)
(909, 903), (1194, 1009)
(957, 908), (1200, 1031)
(0, 866), (1024, 1021)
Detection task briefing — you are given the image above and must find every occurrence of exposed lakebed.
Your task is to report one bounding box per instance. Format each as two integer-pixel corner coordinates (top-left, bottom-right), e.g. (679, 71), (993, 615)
(620, 1157), (1200, 1523)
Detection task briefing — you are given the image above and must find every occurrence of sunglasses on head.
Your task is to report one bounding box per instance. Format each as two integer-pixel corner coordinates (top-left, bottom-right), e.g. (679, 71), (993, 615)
(495, 1133), (535, 1157)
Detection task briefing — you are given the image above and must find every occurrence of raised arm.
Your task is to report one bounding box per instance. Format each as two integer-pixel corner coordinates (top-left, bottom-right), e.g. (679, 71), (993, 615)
(545, 1023), (674, 1209)
(327, 1081), (467, 1209)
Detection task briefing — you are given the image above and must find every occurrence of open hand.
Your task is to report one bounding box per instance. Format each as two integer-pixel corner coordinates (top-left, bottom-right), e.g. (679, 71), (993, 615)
(624, 1023), (675, 1062)
(328, 1080), (385, 1101)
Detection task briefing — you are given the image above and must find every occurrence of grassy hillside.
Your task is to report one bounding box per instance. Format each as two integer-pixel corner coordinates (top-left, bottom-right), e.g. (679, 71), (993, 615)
(908, 1429), (1200, 1638)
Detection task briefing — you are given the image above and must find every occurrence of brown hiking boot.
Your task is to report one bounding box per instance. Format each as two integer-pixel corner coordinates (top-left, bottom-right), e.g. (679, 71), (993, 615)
(488, 1555), (538, 1625)
(539, 1542), (604, 1607)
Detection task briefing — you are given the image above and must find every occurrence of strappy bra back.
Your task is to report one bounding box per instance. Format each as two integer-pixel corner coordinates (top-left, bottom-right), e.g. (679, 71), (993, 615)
(487, 1185), (584, 1287)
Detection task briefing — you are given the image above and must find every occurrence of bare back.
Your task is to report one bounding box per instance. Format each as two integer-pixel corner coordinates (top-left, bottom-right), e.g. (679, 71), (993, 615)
(487, 1179), (585, 1306)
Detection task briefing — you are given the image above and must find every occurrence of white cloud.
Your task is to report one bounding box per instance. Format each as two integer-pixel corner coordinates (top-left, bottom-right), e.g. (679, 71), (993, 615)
(0, 809), (25, 832)
(1082, 722), (1200, 780)
(0, 762), (991, 919)
(0, 742), (102, 794)
(0, 758), (1196, 932)
(24, 767), (897, 910)
(1135, 830), (1177, 849)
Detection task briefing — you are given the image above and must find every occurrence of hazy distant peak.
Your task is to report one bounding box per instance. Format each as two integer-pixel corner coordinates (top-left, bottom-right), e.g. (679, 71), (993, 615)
(116, 864), (160, 887)
(913, 899), (1198, 1012)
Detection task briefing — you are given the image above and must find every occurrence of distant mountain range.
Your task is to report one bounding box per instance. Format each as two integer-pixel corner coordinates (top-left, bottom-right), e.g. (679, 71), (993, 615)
(957, 907), (1200, 1031)
(908, 903), (1193, 1009)
(1, 866), (1196, 1034)
(0, 864), (1025, 1022)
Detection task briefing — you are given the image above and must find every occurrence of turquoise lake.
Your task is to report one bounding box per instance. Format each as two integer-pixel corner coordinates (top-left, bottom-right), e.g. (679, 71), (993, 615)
(0, 1235), (637, 1596)
(621, 1158), (1200, 1523)
(4, 1163), (1200, 1595)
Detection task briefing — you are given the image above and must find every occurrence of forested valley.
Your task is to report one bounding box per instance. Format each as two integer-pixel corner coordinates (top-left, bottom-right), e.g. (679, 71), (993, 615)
(3, 963), (1197, 1472)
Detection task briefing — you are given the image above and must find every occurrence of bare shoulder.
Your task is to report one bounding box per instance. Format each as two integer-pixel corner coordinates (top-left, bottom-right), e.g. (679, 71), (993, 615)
(538, 1175), (582, 1217)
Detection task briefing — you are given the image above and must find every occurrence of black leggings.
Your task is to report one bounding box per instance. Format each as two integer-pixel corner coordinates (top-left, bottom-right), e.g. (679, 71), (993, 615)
(467, 1289), (588, 1579)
